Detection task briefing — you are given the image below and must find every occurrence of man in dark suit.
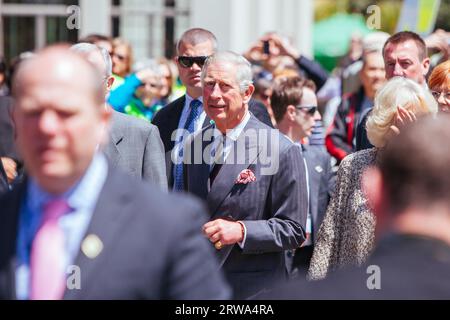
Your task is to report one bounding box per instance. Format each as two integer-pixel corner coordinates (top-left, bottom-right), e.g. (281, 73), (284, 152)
(152, 28), (272, 190)
(0, 45), (230, 300)
(259, 115), (450, 299)
(355, 31), (430, 152)
(71, 43), (167, 190)
(152, 28), (217, 191)
(271, 76), (335, 278)
(184, 51), (308, 299)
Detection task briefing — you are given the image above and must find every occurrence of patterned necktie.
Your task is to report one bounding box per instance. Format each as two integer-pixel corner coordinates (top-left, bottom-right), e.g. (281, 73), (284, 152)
(173, 99), (202, 191)
(30, 199), (70, 300)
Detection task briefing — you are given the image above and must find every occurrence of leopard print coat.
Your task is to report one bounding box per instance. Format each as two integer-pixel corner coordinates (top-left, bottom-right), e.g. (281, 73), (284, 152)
(308, 148), (379, 280)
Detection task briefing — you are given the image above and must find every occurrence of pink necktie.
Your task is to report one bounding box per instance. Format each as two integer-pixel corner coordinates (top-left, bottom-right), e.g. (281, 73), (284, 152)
(30, 199), (69, 300)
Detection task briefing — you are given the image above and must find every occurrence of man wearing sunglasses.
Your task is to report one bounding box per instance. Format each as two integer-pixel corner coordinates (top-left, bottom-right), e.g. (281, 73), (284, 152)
(271, 76), (335, 279)
(152, 28), (217, 191)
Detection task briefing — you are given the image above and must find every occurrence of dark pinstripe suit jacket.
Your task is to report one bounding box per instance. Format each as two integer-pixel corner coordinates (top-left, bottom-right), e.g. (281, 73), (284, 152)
(184, 115), (308, 299)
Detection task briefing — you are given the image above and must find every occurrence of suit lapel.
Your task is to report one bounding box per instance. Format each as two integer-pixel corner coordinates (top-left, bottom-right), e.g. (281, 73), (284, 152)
(63, 169), (130, 299)
(166, 97), (185, 152)
(207, 117), (261, 218)
(186, 131), (211, 200)
(304, 147), (321, 240)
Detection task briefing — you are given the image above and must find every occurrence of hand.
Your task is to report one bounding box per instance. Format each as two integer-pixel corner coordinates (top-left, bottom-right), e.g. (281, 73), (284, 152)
(202, 218), (244, 248)
(425, 29), (450, 61)
(1, 157), (17, 184)
(266, 33), (300, 60)
(389, 105), (417, 135)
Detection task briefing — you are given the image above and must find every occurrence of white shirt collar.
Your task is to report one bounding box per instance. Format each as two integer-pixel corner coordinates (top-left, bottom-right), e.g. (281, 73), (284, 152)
(185, 93), (203, 108)
(223, 111), (251, 142)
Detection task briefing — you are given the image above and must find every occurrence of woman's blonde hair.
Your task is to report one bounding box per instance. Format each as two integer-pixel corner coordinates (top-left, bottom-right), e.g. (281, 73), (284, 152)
(366, 76), (438, 147)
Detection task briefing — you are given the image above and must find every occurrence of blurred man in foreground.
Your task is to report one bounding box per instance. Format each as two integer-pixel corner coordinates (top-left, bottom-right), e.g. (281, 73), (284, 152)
(0, 45), (229, 300)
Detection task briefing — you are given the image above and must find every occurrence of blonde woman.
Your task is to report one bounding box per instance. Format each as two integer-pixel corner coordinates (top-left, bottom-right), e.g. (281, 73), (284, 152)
(308, 76), (438, 280)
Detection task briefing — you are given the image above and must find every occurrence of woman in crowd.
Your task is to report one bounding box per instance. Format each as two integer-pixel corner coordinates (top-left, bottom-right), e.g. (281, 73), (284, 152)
(108, 59), (165, 121)
(111, 38), (134, 90)
(428, 60), (450, 113)
(308, 76), (438, 280)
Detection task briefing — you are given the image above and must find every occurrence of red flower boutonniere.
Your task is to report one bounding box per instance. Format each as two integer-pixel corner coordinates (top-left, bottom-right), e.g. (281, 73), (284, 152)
(234, 169), (256, 184)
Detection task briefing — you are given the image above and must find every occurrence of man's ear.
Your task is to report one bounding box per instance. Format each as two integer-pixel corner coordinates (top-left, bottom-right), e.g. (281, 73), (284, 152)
(242, 84), (255, 104)
(286, 105), (297, 121)
(106, 76), (115, 92)
(422, 57), (431, 77)
(362, 166), (388, 237)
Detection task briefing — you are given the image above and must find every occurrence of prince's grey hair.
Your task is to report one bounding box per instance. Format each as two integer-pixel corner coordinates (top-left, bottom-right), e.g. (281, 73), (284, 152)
(70, 42), (112, 77)
(201, 51), (253, 93)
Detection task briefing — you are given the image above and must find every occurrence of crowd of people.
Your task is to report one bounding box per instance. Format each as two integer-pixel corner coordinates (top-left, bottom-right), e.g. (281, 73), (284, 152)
(0, 26), (449, 300)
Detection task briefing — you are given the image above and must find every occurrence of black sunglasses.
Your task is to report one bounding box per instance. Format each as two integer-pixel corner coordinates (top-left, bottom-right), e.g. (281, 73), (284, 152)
(295, 106), (317, 116)
(177, 56), (209, 68)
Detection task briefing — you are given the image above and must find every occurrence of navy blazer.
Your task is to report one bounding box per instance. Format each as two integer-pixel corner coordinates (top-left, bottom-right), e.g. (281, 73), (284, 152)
(0, 165), (230, 299)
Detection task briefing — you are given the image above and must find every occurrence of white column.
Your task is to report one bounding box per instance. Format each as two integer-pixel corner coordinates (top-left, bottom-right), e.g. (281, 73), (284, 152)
(295, 0), (313, 57)
(79, 0), (111, 38)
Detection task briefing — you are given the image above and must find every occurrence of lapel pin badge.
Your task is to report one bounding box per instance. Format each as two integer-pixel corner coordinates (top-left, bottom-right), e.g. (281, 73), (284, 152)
(81, 234), (104, 259)
(315, 166), (323, 173)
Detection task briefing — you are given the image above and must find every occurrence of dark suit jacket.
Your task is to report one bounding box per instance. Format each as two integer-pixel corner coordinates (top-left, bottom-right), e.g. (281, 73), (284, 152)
(0, 161), (8, 194)
(303, 145), (335, 243)
(0, 166), (230, 299)
(260, 234), (450, 299)
(0, 96), (19, 162)
(152, 96), (273, 187)
(103, 111), (167, 191)
(184, 115), (308, 299)
(355, 107), (374, 151)
(286, 145), (335, 276)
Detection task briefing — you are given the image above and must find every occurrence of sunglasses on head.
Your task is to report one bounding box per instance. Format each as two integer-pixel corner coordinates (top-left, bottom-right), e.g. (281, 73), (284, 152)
(295, 106), (317, 116)
(177, 56), (209, 68)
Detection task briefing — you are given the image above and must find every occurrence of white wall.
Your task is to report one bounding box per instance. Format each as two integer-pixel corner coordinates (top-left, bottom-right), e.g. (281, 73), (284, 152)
(190, 0), (313, 57)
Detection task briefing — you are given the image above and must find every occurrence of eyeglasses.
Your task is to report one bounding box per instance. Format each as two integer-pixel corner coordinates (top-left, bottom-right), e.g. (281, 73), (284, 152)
(431, 90), (450, 102)
(295, 106), (317, 116)
(177, 56), (209, 68)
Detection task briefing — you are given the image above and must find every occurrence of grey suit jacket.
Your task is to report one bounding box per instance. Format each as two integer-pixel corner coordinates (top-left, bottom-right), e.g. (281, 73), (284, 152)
(103, 111), (167, 191)
(184, 115), (308, 299)
(0, 166), (230, 299)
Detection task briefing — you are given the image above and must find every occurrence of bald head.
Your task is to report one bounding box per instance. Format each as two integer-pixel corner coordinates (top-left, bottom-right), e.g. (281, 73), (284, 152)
(12, 44), (111, 194)
(13, 45), (104, 105)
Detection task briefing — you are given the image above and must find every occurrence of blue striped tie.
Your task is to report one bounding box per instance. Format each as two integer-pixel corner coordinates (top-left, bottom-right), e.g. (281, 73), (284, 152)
(173, 99), (202, 191)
